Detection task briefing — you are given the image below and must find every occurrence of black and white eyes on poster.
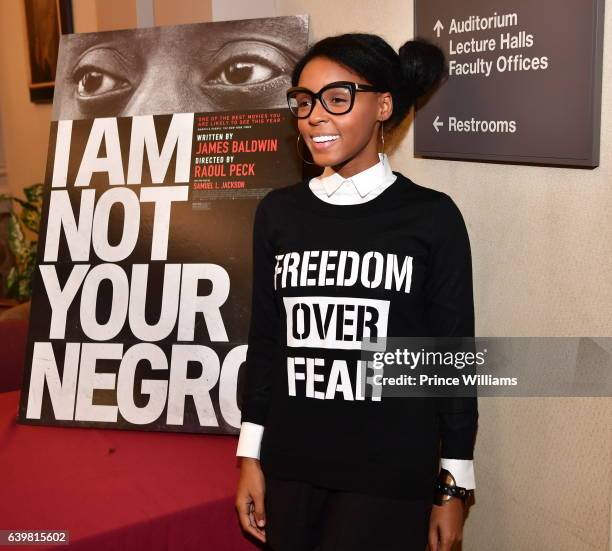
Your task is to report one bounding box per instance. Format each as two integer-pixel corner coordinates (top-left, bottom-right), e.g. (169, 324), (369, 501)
(51, 16), (308, 120)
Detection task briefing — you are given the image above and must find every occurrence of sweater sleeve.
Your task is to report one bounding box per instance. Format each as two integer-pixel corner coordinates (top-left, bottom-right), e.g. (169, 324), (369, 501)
(425, 193), (478, 462)
(239, 197), (280, 426)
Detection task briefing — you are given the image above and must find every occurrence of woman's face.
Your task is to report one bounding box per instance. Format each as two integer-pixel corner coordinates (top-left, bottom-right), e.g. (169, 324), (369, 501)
(296, 56), (391, 176)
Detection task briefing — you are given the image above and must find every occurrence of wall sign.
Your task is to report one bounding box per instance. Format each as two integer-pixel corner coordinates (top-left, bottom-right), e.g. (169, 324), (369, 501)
(414, 0), (604, 167)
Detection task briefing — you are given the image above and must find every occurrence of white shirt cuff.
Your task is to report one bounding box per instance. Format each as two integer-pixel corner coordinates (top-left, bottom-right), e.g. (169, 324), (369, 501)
(236, 422), (264, 459)
(440, 458), (475, 490)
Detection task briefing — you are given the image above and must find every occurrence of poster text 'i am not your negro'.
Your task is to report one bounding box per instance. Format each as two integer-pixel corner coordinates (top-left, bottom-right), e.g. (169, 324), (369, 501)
(27, 113), (243, 428)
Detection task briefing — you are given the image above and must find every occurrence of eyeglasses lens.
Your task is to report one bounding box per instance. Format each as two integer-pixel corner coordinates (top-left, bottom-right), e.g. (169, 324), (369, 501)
(321, 87), (352, 114)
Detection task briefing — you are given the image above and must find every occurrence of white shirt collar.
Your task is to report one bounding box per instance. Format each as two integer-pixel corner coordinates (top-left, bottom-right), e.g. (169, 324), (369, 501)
(316, 153), (394, 198)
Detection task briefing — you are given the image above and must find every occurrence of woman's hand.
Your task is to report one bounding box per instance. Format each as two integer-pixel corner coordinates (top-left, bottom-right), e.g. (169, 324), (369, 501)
(428, 498), (465, 551)
(235, 457), (267, 543)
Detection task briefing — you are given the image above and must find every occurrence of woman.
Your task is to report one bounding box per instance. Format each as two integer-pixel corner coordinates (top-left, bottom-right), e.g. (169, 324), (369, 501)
(235, 33), (478, 551)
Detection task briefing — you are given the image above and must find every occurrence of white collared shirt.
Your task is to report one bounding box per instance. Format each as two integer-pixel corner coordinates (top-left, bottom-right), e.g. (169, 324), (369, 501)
(236, 152), (476, 490)
(308, 152), (397, 204)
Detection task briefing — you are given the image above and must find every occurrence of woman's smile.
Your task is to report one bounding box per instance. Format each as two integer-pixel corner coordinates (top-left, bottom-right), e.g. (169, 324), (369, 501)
(310, 134), (341, 150)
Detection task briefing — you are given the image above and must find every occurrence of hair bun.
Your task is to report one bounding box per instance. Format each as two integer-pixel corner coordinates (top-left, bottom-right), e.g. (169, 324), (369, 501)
(398, 37), (446, 101)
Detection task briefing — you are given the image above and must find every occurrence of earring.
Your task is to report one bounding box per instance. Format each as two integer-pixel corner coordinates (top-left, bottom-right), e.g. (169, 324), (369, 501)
(296, 134), (316, 165)
(379, 120), (386, 163)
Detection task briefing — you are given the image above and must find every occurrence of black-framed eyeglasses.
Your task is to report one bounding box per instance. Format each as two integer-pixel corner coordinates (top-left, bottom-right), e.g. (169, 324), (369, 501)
(286, 80), (383, 118)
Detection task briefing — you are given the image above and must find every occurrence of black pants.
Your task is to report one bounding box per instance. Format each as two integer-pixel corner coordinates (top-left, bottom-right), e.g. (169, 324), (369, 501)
(263, 477), (432, 551)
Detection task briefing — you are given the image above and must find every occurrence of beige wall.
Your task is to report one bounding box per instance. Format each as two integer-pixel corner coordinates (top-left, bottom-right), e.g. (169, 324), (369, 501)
(0, 0), (53, 197)
(154, 0), (211, 26)
(0, 0), (609, 549)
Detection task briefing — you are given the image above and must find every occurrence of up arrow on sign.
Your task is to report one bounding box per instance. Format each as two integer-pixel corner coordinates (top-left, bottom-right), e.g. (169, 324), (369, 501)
(433, 20), (444, 37)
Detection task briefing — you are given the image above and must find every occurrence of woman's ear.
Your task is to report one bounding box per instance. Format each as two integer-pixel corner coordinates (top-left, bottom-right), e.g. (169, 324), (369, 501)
(378, 92), (393, 122)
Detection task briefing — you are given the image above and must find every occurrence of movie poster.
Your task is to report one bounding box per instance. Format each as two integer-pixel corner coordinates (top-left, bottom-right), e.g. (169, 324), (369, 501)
(18, 15), (309, 434)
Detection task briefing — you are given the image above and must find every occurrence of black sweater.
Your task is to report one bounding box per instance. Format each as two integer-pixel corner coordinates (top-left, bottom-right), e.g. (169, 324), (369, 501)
(239, 171), (478, 500)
